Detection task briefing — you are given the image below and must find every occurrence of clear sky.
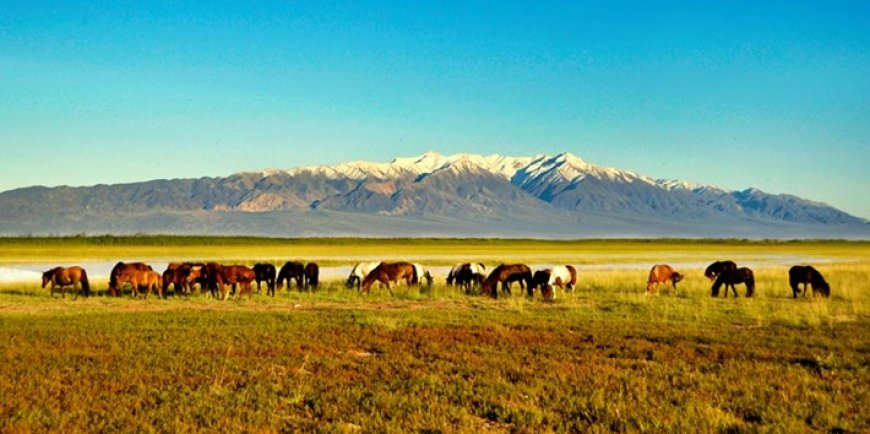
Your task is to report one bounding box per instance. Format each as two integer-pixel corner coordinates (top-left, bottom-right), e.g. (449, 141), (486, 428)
(1, 1), (868, 218)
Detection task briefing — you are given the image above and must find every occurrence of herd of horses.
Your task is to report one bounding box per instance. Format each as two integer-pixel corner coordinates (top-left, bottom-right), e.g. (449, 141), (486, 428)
(41, 259), (831, 301)
(645, 261), (830, 298)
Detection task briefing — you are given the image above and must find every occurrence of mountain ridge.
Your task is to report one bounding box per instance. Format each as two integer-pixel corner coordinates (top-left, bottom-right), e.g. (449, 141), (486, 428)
(0, 151), (866, 238)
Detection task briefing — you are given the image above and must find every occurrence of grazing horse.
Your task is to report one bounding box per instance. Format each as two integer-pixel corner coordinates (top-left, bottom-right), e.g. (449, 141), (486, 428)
(200, 262), (224, 298)
(481, 264), (533, 299)
(789, 266), (830, 298)
(216, 265), (255, 300)
(705, 261), (738, 280)
(130, 270), (162, 299)
(109, 262), (153, 297)
(361, 262), (416, 295)
(705, 261), (738, 297)
(161, 262), (202, 296)
(304, 262), (320, 290)
(253, 263), (277, 296)
(448, 263), (486, 293)
(162, 267), (185, 297)
(712, 267), (755, 298)
(646, 264), (683, 295)
(182, 262), (207, 294)
(347, 262), (382, 290)
(531, 265), (577, 300)
(412, 263), (433, 289)
(277, 261), (305, 291)
(42, 266), (91, 299)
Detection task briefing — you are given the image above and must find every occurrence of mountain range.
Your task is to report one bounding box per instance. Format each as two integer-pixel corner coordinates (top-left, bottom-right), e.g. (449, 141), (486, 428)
(0, 152), (867, 238)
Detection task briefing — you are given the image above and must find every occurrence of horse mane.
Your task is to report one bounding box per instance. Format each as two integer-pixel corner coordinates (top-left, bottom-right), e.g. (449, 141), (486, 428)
(43, 267), (61, 280)
(109, 261), (125, 287)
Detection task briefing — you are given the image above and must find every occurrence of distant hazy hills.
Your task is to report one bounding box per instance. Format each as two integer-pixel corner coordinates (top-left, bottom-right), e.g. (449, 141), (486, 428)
(1, 152), (866, 238)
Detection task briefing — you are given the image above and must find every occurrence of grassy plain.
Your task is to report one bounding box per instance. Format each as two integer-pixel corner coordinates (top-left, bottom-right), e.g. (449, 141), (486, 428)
(0, 237), (867, 432)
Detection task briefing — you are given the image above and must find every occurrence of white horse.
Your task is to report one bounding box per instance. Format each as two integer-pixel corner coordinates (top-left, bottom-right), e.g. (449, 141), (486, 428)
(412, 263), (433, 288)
(347, 262), (382, 290)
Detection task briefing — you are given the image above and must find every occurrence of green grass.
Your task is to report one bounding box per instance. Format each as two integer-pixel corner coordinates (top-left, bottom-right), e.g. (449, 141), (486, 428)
(0, 238), (867, 432)
(1, 235), (867, 265)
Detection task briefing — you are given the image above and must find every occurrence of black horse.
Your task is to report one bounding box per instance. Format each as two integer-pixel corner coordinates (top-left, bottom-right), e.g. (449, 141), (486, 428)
(712, 267), (755, 298)
(705, 261), (738, 280)
(789, 265), (830, 298)
(304, 262), (320, 290)
(705, 261), (738, 296)
(455, 264), (485, 294)
(253, 263), (277, 296)
(277, 261), (305, 291)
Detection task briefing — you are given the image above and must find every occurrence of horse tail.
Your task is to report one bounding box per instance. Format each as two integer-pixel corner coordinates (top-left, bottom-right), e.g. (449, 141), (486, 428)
(80, 269), (91, 295)
(567, 265), (577, 286)
(745, 271), (755, 298)
(411, 265), (419, 285)
(711, 276), (722, 297)
(446, 268), (454, 285)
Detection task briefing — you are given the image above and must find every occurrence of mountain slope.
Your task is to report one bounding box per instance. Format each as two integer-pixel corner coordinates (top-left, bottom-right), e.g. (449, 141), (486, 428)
(0, 151), (865, 238)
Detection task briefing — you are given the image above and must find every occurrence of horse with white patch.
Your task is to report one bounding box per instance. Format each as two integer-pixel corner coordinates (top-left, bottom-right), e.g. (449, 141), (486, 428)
(531, 265), (577, 300)
(447, 262), (486, 293)
(347, 262), (382, 290)
(412, 263), (433, 289)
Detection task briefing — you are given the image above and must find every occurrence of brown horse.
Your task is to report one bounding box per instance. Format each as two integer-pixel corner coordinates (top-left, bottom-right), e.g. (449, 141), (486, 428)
(202, 262), (224, 298)
(646, 264), (684, 295)
(109, 262), (153, 297)
(216, 265), (255, 300)
(129, 270), (163, 299)
(304, 262), (320, 290)
(183, 264), (207, 294)
(162, 262), (203, 296)
(361, 262), (416, 295)
(42, 266), (91, 299)
(277, 261), (305, 291)
(481, 264), (533, 299)
(162, 268), (184, 297)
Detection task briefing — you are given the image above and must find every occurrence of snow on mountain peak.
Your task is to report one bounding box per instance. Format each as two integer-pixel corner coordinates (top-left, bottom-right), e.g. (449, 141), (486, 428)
(265, 151), (721, 194)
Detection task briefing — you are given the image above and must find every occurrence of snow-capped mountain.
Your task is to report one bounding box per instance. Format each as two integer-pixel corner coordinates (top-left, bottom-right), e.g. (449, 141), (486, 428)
(0, 151), (866, 238)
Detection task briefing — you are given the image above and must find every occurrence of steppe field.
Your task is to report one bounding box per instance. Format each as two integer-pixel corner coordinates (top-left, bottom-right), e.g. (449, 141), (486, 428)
(0, 237), (867, 432)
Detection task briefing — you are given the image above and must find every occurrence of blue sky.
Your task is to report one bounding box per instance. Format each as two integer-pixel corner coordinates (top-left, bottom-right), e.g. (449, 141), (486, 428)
(1, 1), (868, 218)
